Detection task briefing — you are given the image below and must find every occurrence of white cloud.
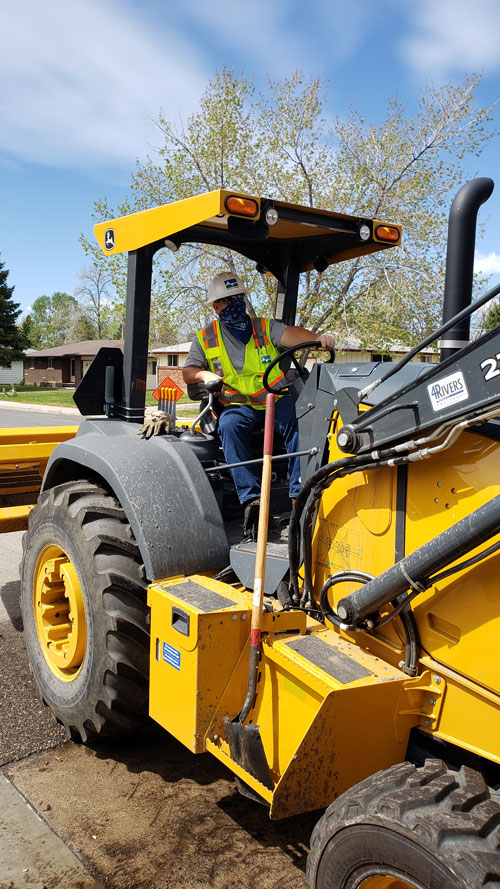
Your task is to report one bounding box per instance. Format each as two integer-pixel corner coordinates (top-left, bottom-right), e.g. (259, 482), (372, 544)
(474, 251), (500, 276)
(0, 0), (208, 170)
(400, 0), (500, 77)
(0, 0), (383, 173)
(181, 0), (377, 76)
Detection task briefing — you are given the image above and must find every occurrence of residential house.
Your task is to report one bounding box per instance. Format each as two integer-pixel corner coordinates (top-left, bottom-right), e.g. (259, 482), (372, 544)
(0, 361), (24, 386)
(24, 340), (125, 387)
(333, 335), (437, 365)
(24, 340), (165, 390)
(148, 343), (192, 393)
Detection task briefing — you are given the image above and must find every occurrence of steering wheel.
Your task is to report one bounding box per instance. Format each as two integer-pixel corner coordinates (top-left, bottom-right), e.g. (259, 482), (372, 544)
(262, 340), (335, 394)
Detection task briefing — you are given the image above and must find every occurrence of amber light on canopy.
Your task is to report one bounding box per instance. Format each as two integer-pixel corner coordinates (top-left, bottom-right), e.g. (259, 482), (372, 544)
(375, 224), (400, 243)
(224, 195), (259, 217)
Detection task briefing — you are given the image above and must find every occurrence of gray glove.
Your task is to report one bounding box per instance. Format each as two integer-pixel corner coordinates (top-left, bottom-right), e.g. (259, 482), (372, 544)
(139, 410), (175, 439)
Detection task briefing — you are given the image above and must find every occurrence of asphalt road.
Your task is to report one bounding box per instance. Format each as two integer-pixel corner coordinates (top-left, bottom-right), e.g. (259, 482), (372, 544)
(0, 402), (82, 428)
(0, 402), (316, 889)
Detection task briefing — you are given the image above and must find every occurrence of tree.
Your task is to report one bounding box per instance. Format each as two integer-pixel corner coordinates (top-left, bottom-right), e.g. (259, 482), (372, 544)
(483, 300), (500, 331)
(30, 292), (80, 348)
(0, 257), (27, 366)
(82, 69), (497, 349)
(74, 264), (118, 339)
(18, 313), (33, 344)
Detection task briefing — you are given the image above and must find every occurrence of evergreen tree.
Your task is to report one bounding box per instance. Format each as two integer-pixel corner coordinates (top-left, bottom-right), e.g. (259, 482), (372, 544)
(484, 301), (500, 331)
(0, 257), (26, 366)
(18, 313), (33, 345)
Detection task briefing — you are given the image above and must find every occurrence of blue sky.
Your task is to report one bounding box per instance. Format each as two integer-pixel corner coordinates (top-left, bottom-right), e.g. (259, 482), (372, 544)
(1, 0), (500, 316)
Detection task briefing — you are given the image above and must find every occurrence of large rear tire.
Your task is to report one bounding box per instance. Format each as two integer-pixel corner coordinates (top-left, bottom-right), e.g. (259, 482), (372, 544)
(21, 480), (150, 741)
(307, 759), (500, 889)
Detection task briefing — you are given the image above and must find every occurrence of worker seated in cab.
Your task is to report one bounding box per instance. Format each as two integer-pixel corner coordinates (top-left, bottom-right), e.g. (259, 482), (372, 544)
(182, 272), (335, 529)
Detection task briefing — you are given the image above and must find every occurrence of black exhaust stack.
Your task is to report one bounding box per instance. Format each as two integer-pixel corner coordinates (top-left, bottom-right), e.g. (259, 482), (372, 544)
(440, 177), (494, 362)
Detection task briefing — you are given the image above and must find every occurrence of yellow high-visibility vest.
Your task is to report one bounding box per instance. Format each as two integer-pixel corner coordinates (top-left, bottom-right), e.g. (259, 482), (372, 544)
(198, 317), (284, 408)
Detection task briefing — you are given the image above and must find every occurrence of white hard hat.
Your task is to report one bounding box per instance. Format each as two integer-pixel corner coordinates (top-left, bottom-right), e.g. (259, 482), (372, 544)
(205, 272), (246, 306)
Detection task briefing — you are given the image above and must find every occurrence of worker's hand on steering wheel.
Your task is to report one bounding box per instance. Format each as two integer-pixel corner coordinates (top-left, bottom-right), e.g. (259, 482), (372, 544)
(318, 333), (335, 351)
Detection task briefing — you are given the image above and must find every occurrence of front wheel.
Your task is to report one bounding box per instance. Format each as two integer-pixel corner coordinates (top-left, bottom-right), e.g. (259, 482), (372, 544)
(307, 759), (500, 889)
(21, 479), (150, 741)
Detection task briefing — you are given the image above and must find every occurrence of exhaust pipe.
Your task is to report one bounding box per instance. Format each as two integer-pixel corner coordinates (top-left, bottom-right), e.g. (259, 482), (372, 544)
(440, 177), (493, 362)
(337, 492), (500, 626)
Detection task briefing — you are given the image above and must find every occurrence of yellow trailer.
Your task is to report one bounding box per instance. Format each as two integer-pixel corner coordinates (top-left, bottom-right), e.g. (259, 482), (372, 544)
(0, 426), (77, 531)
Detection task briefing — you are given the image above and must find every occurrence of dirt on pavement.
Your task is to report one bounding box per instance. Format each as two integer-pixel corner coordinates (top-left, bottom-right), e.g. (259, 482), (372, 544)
(4, 728), (318, 889)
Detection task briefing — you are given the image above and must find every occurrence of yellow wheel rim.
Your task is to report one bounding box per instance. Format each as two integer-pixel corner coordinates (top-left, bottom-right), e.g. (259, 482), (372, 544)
(34, 544), (87, 681)
(359, 877), (417, 889)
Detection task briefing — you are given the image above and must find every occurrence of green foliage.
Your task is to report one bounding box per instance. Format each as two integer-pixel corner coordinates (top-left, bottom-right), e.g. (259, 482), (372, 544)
(0, 257), (27, 365)
(484, 300), (500, 330)
(29, 292), (80, 348)
(18, 313), (33, 343)
(81, 69), (497, 348)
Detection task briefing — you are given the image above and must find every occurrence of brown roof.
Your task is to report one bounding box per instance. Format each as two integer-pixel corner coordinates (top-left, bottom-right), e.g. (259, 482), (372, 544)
(26, 340), (124, 358)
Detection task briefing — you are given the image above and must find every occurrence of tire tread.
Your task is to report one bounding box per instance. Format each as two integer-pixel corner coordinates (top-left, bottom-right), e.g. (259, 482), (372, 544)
(307, 760), (500, 888)
(21, 480), (150, 742)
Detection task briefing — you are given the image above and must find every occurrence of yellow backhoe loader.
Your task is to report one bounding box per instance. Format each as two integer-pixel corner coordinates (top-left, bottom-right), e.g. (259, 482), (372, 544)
(4, 180), (500, 887)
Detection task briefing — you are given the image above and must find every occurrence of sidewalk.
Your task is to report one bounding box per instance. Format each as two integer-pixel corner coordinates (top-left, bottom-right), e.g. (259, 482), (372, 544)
(0, 773), (104, 888)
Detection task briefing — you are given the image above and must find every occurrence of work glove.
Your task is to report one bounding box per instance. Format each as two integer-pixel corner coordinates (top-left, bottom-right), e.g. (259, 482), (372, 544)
(139, 410), (175, 439)
(206, 377), (224, 393)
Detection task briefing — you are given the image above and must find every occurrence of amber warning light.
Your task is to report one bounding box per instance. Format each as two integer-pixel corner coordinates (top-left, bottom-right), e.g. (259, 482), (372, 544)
(224, 195), (259, 217)
(375, 224), (400, 243)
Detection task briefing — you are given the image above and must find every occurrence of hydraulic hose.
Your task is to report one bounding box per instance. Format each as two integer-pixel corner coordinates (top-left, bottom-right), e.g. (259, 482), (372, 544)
(294, 455), (393, 606)
(288, 453), (369, 601)
(337, 492), (500, 625)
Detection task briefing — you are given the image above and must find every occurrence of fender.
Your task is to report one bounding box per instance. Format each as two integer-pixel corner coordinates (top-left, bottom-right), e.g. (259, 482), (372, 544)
(43, 418), (229, 581)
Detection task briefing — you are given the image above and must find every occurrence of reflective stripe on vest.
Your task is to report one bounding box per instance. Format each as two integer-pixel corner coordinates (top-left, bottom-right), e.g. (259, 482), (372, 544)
(201, 322), (219, 350)
(252, 317), (268, 349)
(197, 317), (284, 408)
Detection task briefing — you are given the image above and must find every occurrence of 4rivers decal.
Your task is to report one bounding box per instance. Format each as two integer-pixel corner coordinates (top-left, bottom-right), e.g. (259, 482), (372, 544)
(427, 371), (469, 412)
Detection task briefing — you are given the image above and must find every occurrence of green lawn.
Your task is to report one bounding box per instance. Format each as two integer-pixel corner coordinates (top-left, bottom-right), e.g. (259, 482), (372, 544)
(0, 388), (194, 408)
(0, 390), (78, 407)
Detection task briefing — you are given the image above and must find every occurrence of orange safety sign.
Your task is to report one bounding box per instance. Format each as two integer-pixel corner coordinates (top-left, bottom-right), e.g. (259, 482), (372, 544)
(152, 376), (185, 403)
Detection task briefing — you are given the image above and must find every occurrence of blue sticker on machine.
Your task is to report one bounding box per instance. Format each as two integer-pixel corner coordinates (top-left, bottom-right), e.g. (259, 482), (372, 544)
(163, 642), (181, 670)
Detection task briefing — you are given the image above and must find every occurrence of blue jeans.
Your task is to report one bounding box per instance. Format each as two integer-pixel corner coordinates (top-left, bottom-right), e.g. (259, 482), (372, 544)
(218, 395), (301, 504)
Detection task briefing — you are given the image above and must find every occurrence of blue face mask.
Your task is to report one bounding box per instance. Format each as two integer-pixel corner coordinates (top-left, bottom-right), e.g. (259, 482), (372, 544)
(218, 297), (248, 329)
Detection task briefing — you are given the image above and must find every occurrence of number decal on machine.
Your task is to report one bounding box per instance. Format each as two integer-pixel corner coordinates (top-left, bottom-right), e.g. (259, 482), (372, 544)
(480, 353), (500, 381)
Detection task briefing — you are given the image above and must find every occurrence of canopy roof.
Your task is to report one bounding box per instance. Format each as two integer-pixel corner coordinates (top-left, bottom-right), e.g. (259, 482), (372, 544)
(95, 188), (401, 275)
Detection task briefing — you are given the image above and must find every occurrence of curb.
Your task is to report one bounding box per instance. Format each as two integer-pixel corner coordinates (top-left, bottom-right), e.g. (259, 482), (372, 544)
(0, 400), (198, 418)
(0, 400), (80, 415)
